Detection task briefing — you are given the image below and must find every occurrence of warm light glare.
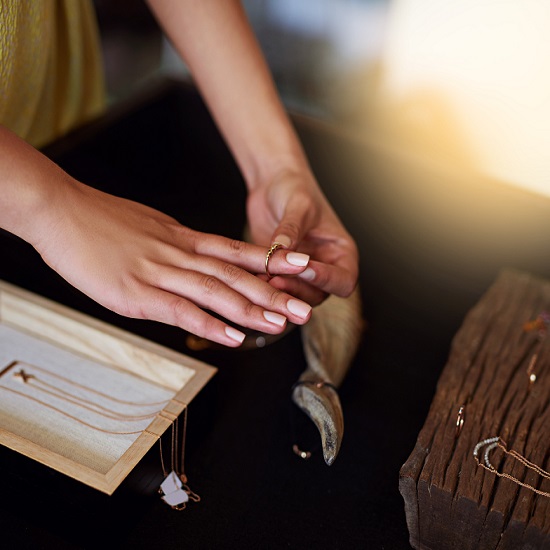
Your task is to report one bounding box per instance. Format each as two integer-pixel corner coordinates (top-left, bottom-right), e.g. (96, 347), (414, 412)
(380, 0), (550, 197)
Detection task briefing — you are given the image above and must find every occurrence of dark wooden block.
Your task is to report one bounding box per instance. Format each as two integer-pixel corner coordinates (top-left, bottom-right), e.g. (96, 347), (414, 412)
(400, 268), (550, 550)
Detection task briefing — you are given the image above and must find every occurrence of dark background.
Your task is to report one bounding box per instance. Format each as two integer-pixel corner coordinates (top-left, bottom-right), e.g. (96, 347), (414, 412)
(3, 2), (550, 548)
(2, 77), (550, 550)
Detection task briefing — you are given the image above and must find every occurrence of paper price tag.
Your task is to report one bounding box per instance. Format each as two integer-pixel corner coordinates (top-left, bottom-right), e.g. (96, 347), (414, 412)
(160, 470), (189, 509)
(162, 488), (189, 507)
(161, 470), (183, 495)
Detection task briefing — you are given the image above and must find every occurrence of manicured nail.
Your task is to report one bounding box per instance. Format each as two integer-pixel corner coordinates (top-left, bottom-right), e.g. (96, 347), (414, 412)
(263, 311), (286, 327)
(298, 267), (316, 281)
(287, 299), (312, 319)
(273, 234), (292, 248)
(286, 252), (309, 267)
(225, 326), (245, 343)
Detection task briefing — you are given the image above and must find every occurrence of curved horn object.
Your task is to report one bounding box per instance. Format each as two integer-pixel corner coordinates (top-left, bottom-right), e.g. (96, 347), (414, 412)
(293, 286), (365, 465)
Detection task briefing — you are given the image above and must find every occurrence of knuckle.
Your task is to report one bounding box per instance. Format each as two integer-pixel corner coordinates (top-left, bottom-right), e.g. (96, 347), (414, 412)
(243, 301), (256, 318)
(172, 300), (213, 338)
(176, 225), (196, 247)
(222, 263), (243, 285)
(201, 275), (220, 295)
(279, 220), (300, 237)
(172, 298), (191, 324)
(267, 288), (284, 309)
(229, 239), (246, 256)
(187, 316), (212, 339)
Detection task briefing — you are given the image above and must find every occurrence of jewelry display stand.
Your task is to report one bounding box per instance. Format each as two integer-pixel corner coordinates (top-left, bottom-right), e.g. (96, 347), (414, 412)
(399, 268), (550, 549)
(0, 280), (216, 495)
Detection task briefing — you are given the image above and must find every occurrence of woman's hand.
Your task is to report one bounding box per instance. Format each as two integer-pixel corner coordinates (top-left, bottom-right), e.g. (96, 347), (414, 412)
(32, 179), (313, 347)
(246, 167), (359, 306)
(144, 1), (359, 308)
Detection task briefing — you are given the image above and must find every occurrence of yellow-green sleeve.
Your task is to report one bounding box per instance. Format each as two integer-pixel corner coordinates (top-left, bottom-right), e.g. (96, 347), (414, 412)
(0, 0), (106, 148)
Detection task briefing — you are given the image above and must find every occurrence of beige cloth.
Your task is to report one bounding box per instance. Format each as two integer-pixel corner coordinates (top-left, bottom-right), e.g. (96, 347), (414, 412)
(0, 0), (106, 148)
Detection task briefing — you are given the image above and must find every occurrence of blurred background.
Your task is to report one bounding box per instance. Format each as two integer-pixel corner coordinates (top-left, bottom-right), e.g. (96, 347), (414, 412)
(93, 0), (550, 200)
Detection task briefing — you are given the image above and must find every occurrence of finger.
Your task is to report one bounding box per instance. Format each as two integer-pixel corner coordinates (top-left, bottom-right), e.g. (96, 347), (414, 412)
(265, 275), (328, 307)
(294, 258), (359, 298)
(269, 189), (317, 250)
(154, 263), (313, 327)
(131, 286), (247, 348)
(190, 232), (310, 276)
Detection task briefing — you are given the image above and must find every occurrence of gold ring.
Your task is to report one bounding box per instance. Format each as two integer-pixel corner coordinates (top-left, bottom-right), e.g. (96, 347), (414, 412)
(455, 405), (465, 438)
(265, 242), (283, 279)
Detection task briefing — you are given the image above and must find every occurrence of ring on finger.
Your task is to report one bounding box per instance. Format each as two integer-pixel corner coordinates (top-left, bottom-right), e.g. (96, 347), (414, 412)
(265, 242), (283, 279)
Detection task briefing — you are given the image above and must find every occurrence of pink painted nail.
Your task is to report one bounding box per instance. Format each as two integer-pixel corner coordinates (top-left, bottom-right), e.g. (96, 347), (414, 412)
(298, 267), (316, 281)
(225, 326), (245, 343)
(287, 299), (312, 319)
(286, 252), (309, 267)
(273, 235), (292, 248)
(263, 311), (287, 327)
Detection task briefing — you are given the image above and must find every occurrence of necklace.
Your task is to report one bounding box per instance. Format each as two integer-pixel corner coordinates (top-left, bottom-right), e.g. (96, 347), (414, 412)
(1, 385), (146, 435)
(473, 437), (550, 498)
(158, 406), (200, 510)
(9, 361), (170, 406)
(2, 361), (199, 506)
(1, 361), (171, 435)
(12, 368), (165, 421)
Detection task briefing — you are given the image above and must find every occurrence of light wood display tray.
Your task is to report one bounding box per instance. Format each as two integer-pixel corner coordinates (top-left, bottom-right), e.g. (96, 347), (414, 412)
(0, 280), (216, 495)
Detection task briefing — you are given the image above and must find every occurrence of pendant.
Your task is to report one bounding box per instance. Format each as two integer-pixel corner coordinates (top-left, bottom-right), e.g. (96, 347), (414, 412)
(160, 470), (189, 510)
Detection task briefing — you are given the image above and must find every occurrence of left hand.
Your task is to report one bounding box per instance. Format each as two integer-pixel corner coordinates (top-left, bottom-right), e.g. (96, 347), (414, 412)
(247, 167), (359, 306)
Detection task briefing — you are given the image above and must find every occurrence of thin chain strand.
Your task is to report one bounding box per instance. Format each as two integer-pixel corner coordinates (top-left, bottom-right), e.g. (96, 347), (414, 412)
(498, 438), (550, 479)
(2, 385), (144, 435)
(14, 376), (160, 421)
(14, 363), (170, 406)
(474, 437), (550, 498)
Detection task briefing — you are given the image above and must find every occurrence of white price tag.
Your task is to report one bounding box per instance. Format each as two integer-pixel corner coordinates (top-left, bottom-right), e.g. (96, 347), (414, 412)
(160, 470), (183, 495)
(162, 488), (189, 507)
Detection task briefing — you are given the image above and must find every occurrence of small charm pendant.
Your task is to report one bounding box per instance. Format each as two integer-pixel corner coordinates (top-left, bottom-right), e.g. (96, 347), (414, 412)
(160, 471), (189, 510)
(162, 488), (189, 509)
(161, 470), (182, 494)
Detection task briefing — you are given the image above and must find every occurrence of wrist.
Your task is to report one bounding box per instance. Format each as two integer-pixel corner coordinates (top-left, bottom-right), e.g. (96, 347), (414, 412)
(0, 127), (75, 248)
(243, 149), (313, 192)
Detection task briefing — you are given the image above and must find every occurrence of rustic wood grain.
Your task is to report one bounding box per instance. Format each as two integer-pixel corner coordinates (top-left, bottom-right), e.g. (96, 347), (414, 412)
(400, 268), (550, 550)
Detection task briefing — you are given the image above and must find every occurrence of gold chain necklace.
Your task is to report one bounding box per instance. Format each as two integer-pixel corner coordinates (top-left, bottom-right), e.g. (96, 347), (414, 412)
(473, 436), (550, 498)
(158, 406), (201, 510)
(12, 368), (165, 421)
(2, 384), (146, 435)
(2, 361), (199, 507)
(10, 361), (170, 405)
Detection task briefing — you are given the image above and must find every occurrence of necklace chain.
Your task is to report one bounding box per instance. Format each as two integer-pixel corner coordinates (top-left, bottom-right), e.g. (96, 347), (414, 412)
(2, 384), (145, 435)
(12, 368), (165, 421)
(158, 407), (201, 509)
(474, 437), (550, 498)
(11, 362), (170, 406)
(2, 361), (199, 508)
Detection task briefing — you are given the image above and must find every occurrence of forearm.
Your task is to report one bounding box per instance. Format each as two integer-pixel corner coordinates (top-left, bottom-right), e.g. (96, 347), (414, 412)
(0, 126), (70, 248)
(146, 0), (311, 189)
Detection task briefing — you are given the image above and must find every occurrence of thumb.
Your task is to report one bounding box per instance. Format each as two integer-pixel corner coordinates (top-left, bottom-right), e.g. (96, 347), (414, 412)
(270, 187), (317, 249)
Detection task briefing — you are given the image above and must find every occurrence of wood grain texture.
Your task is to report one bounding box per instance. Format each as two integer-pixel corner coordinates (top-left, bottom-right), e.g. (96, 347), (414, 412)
(400, 269), (550, 550)
(0, 280), (216, 495)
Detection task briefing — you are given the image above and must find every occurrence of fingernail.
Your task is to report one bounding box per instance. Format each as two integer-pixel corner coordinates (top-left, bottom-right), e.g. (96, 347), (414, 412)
(286, 252), (309, 267)
(298, 267), (316, 281)
(225, 326), (246, 343)
(287, 299), (312, 319)
(273, 235), (291, 248)
(263, 311), (287, 327)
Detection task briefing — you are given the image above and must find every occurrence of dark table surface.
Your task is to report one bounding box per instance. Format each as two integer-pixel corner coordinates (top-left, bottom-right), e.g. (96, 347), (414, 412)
(2, 78), (550, 550)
